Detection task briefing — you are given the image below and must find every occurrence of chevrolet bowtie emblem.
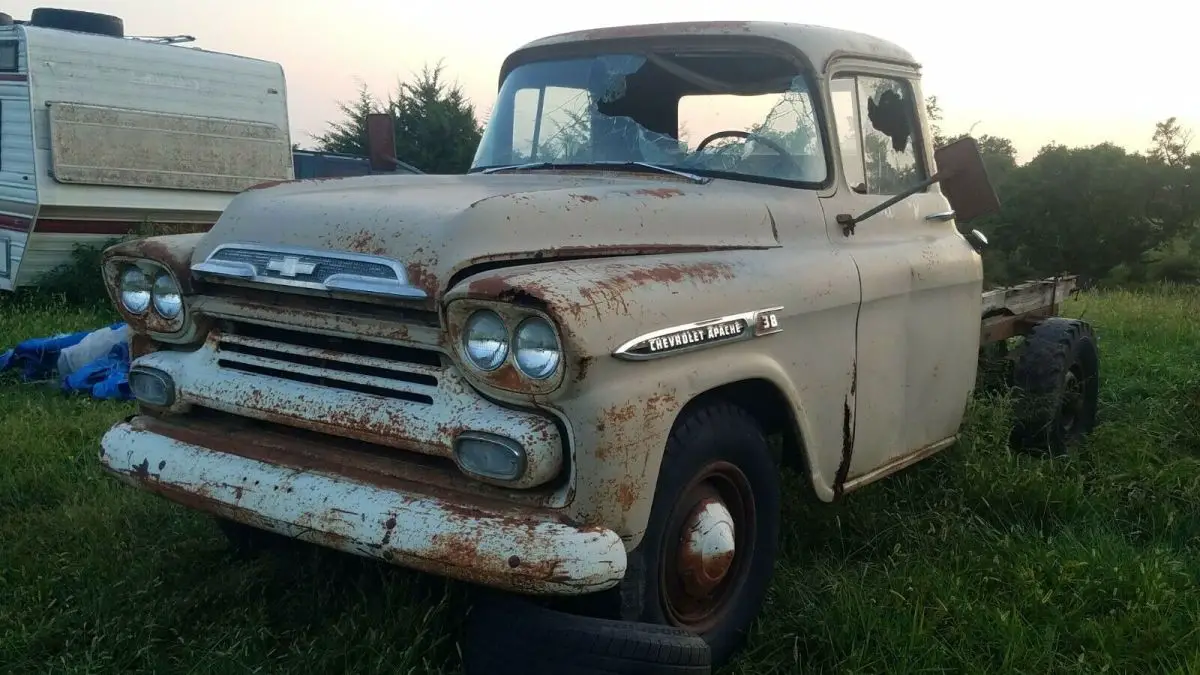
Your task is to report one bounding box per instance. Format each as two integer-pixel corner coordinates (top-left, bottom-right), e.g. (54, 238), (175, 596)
(266, 256), (316, 277)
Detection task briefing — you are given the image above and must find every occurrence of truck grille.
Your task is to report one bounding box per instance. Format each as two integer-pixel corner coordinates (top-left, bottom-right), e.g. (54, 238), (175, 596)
(213, 321), (443, 405)
(198, 282), (439, 326)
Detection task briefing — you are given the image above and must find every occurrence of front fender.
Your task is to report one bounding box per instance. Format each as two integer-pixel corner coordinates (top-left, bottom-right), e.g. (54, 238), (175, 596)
(446, 249), (859, 548)
(102, 233), (209, 342)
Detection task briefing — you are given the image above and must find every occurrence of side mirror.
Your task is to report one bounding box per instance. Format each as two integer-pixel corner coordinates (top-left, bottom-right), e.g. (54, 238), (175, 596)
(933, 137), (1000, 223)
(836, 135), (1001, 236)
(966, 228), (988, 253)
(366, 112), (398, 172)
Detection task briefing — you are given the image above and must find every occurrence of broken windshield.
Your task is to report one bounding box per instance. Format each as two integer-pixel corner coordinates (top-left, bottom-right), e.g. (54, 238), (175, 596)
(470, 50), (829, 186)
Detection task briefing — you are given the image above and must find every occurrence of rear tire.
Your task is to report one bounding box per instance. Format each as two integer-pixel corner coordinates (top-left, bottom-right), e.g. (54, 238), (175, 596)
(1010, 317), (1100, 455)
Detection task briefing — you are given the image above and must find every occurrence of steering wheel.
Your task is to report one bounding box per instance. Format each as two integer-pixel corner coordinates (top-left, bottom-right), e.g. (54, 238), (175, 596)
(693, 129), (792, 159)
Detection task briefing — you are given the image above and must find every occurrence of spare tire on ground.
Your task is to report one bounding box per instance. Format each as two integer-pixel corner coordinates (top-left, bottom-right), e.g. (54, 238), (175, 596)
(462, 593), (712, 675)
(29, 7), (124, 37)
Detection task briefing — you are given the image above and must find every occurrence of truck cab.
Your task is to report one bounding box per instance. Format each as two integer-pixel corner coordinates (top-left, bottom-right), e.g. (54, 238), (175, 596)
(96, 21), (1099, 667)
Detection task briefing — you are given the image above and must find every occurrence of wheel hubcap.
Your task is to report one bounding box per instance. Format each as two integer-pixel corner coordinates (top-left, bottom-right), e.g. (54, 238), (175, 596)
(677, 496), (737, 598)
(660, 461), (755, 632)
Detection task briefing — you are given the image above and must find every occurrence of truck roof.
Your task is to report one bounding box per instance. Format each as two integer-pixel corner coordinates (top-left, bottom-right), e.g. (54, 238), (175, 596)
(508, 21), (919, 74)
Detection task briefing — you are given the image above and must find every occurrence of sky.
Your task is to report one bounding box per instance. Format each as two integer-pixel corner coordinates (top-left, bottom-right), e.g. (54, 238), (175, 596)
(8, 0), (1198, 164)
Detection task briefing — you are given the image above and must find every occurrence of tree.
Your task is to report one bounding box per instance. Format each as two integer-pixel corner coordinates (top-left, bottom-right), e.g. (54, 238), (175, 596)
(991, 143), (1168, 283)
(316, 62), (484, 174)
(1149, 117), (1193, 168)
(925, 96), (946, 148)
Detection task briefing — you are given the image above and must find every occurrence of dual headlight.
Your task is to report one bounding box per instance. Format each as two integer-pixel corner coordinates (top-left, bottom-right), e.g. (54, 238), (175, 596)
(118, 263), (183, 319)
(461, 310), (561, 380)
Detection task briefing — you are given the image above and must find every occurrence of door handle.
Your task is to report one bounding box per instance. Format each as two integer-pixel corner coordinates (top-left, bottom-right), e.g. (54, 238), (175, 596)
(925, 210), (956, 222)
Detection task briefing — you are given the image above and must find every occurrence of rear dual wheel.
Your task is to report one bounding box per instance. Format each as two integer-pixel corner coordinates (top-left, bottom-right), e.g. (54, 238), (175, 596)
(1011, 317), (1100, 455)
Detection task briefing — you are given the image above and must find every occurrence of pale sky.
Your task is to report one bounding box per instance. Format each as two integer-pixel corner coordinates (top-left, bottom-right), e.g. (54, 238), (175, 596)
(8, 1), (1197, 163)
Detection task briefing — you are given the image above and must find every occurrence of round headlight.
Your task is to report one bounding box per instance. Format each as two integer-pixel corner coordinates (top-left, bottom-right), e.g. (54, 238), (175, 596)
(462, 310), (508, 371)
(151, 272), (183, 319)
(119, 266), (152, 314)
(514, 317), (561, 379)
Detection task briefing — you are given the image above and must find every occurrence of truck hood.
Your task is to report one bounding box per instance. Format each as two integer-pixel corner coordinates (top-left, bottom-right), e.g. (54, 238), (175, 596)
(192, 173), (779, 303)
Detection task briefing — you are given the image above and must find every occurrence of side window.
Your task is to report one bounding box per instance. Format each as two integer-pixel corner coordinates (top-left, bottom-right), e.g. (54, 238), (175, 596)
(831, 74), (925, 195)
(829, 78), (865, 192)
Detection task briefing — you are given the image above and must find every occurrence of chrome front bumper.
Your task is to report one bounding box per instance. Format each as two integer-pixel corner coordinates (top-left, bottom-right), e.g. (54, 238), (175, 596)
(100, 418), (626, 595)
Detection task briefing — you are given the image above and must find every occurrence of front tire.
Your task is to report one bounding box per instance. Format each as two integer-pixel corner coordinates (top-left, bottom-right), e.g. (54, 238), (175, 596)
(630, 400), (782, 667)
(214, 517), (296, 557)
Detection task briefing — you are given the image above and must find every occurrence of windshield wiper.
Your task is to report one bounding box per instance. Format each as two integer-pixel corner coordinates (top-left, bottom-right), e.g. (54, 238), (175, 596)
(478, 160), (708, 184)
(477, 162), (553, 174)
(592, 161), (708, 184)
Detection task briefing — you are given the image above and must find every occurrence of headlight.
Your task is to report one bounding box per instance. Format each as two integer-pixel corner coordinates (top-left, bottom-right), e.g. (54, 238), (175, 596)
(514, 317), (561, 379)
(462, 310), (508, 371)
(119, 266), (152, 314)
(151, 272), (183, 319)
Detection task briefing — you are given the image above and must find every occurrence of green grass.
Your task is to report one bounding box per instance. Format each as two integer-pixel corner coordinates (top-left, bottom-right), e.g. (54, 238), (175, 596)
(2, 288), (1199, 674)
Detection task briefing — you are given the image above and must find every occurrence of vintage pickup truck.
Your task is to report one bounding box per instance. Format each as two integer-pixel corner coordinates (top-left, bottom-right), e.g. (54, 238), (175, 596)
(97, 21), (1100, 667)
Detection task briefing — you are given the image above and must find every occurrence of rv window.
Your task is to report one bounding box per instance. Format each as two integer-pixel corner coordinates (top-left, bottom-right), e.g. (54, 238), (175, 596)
(0, 42), (16, 72)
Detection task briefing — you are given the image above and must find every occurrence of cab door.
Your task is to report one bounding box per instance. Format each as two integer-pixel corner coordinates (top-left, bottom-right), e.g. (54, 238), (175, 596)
(818, 63), (983, 488)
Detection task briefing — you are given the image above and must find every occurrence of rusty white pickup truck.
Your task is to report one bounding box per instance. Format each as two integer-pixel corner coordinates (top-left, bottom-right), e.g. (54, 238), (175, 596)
(97, 21), (1100, 667)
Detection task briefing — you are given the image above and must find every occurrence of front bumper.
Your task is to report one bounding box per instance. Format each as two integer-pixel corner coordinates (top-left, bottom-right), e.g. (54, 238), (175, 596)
(100, 418), (627, 595)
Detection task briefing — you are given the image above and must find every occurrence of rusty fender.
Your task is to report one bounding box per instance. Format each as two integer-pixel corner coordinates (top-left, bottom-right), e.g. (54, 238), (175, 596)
(102, 233), (211, 342)
(103, 232), (206, 295)
(445, 249), (847, 548)
(99, 419), (627, 595)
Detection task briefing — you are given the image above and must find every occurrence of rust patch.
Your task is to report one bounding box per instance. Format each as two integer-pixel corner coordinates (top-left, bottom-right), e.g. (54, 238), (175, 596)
(486, 363), (527, 391)
(634, 188), (684, 199)
(567, 261), (734, 322)
(381, 514), (399, 546)
(406, 262), (439, 296)
(132, 413), (558, 512)
(132, 458), (151, 479)
(616, 483), (637, 511)
(833, 361), (858, 498)
(130, 334), (160, 359)
(608, 261), (734, 287)
(574, 356), (593, 383)
(340, 229), (389, 256)
(107, 232), (205, 295)
(467, 276), (517, 297)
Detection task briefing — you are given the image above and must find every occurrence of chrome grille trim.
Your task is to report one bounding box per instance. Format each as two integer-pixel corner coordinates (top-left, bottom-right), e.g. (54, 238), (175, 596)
(192, 242), (428, 300)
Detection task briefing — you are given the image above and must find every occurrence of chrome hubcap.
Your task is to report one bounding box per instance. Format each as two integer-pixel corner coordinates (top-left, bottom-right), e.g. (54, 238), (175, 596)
(677, 496), (737, 598)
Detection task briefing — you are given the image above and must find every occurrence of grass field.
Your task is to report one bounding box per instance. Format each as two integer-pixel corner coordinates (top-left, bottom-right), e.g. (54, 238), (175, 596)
(2, 288), (1199, 674)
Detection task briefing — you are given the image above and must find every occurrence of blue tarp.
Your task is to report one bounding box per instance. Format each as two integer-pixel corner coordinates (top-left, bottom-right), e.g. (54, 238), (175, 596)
(0, 322), (133, 400)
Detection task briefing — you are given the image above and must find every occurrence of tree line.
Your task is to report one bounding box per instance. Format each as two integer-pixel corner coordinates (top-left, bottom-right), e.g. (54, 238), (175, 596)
(316, 65), (1199, 288)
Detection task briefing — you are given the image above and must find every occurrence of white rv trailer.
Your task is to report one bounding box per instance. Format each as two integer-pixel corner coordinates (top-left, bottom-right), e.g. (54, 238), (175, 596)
(0, 8), (293, 292)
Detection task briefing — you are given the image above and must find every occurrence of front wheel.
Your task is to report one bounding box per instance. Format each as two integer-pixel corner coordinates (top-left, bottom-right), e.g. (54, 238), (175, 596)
(214, 516), (297, 557)
(629, 400), (782, 667)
